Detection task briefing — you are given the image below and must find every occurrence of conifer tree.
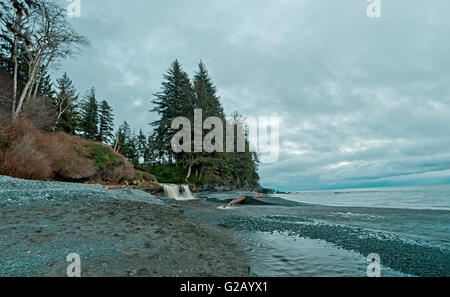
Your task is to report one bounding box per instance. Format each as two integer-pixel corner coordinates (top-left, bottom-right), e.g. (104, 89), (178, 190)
(98, 100), (114, 144)
(117, 121), (131, 156)
(53, 72), (79, 134)
(193, 61), (224, 119)
(149, 60), (260, 188)
(79, 87), (98, 140)
(150, 60), (195, 162)
(117, 121), (138, 163)
(136, 129), (148, 162)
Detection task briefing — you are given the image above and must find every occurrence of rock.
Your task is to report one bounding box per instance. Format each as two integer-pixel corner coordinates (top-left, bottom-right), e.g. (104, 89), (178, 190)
(259, 188), (275, 194)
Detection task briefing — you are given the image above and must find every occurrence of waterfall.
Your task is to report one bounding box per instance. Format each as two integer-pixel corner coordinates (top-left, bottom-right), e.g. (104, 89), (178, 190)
(162, 184), (195, 200)
(180, 185), (193, 199)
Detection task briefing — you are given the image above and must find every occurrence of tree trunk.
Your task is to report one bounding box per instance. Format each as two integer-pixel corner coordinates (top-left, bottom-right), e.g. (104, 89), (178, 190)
(199, 166), (204, 181)
(185, 163), (192, 183)
(13, 59), (40, 119)
(32, 57), (52, 99)
(12, 36), (18, 116)
(32, 71), (43, 99)
(113, 133), (120, 152)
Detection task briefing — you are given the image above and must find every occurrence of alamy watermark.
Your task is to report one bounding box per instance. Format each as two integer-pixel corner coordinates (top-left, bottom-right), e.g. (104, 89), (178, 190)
(67, 253), (81, 277)
(366, 0), (382, 18)
(171, 109), (280, 164)
(367, 253), (381, 277)
(67, 0), (81, 18)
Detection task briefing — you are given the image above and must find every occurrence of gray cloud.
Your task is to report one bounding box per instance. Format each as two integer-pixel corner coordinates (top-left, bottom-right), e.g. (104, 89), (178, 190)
(54, 0), (450, 190)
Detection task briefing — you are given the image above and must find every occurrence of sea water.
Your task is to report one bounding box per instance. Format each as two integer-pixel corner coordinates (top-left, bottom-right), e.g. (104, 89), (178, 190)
(206, 185), (450, 277)
(281, 184), (450, 210)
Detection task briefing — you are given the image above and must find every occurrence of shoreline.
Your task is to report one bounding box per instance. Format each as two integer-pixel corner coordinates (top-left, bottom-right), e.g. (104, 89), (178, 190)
(1, 175), (448, 277)
(0, 176), (249, 277)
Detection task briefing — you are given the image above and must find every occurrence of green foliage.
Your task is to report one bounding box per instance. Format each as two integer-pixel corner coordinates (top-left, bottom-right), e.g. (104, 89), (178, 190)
(83, 142), (124, 171)
(98, 100), (114, 144)
(79, 87), (98, 140)
(141, 164), (188, 184)
(53, 72), (79, 134)
(117, 121), (139, 164)
(150, 60), (195, 162)
(149, 60), (260, 188)
(133, 169), (157, 183)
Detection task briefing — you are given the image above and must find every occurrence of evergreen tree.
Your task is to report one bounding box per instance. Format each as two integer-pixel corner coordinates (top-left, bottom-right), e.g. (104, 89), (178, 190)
(79, 87), (98, 140)
(149, 60), (260, 188)
(193, 61), (224, 119)
(98, 100), (114, 144)
(53, 72), (79, 134)
(150, 60), (195, 162)
(136, 129), (147, 162)
(127, 132), (139, 164)
(37, 73), (55, 98)
(145, 134), (157, 163)
(117, 121), (138, 163)
(117, 121), (131, 156)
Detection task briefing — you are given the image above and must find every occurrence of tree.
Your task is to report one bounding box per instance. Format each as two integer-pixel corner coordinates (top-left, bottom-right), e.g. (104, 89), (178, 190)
(150, 60), (195, 163)
(0, 0), (36, 113)
(36, 72), (54, 98)
(79, 87), (98, 140)
(98, 100), (114, 144)
(193, 61), (224, 119)
(117, 121), (139, 163)
(136, 129), (148, 162)
(53, 72), (78, 133)
(149, 60), (260, 188)
(1, 0), (88, 119)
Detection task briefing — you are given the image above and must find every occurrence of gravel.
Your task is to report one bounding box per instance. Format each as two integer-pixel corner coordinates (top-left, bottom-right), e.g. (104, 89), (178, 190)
(220, 215), (450, 277)
(0, 175), (164, 206)
(0, 175), (248, 277)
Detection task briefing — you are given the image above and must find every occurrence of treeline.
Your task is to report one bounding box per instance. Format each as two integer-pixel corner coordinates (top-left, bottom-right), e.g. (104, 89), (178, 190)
(0, 0), (87, 119)
(0, 0), (149, 165)
(0, 0), (260, 188)
(150, 60), (260, 188)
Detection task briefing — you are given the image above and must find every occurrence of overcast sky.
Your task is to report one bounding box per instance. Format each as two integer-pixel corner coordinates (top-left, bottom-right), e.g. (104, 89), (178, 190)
(55, 0), (450, 191)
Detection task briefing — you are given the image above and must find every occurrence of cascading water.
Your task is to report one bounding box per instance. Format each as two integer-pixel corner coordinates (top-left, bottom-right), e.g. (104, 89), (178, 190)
(162, 184), (195, 200)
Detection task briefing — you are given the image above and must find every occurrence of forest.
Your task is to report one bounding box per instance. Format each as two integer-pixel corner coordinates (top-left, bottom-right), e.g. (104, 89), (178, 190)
(0, 0), (260, 189)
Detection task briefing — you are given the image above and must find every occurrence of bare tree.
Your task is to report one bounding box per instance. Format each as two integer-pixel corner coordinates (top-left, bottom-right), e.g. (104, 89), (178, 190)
(0, 0), (35, 114)
(2, 0), (88, 119)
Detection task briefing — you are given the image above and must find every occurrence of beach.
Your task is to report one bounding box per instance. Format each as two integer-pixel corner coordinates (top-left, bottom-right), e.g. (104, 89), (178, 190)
(0, 176), (248, 277)
(1, 176), (449, 277)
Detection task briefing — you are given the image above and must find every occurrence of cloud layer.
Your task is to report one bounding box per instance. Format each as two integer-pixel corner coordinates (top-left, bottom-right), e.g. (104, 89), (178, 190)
(56, 0), (450, 190)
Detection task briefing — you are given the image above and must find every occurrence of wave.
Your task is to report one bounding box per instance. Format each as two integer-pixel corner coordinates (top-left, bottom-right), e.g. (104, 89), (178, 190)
(281, 198), (450, 211)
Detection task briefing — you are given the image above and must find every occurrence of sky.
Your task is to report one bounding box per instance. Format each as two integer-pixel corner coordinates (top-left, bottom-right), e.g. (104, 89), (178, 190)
(55, 0), (450, 191)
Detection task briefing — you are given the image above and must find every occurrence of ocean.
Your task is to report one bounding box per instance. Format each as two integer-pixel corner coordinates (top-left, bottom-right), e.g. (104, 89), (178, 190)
(282, 184), (450, 210)
(196, 184), (450, 277)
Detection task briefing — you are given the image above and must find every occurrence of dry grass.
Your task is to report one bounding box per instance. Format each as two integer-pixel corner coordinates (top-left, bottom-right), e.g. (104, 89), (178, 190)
(0, 117), (134, 182)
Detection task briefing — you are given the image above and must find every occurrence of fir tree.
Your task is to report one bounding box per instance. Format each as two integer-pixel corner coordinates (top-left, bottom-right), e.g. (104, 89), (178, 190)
(149, 60), (260, 188)
(79, 87), (98, 140)
(37, 74), (55, 98)
(117, 121), (138, 163)
(98, 100), (114, 144)
(150, 60), (195, 162)
(193, 61), (224, 119)
(136, 129), (148, 162)
(53, 72), (79, 134)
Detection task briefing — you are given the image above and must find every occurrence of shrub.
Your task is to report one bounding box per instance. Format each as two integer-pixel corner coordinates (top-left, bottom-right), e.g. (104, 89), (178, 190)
(139, 164), (187, 184)
(0, 117), (134, 183)
(133, 169), (157, 183)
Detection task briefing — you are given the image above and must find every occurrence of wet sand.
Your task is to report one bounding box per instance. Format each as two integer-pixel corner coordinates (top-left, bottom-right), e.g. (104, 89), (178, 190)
(0, 190), (249, 277)
(180, 196), (450, 277)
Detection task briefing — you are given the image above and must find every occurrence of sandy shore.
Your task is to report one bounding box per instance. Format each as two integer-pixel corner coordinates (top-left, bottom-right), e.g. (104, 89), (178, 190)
(0, 177), (249, 277)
